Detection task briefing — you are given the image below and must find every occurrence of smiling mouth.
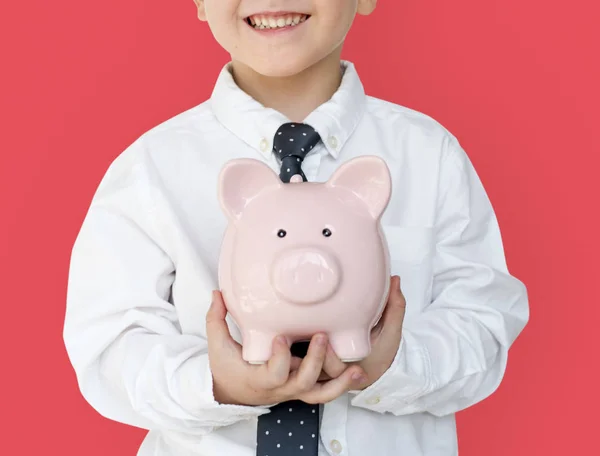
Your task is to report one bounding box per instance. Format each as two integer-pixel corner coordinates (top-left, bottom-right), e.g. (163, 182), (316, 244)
(245, 13), (310, 30)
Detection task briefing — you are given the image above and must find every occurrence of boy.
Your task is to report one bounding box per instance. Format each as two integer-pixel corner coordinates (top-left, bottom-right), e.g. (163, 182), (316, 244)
(63, 0), (529, 455)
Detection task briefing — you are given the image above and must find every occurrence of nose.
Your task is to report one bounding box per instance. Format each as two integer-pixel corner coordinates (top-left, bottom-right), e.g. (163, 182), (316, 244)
(271, 248), (341, 305)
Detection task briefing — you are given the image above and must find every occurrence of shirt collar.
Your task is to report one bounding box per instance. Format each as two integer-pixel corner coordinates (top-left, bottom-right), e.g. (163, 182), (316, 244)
(209, 60), (366, 160)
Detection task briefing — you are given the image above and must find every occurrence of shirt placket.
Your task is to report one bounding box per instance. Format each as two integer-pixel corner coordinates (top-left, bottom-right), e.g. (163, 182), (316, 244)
(319, 395), (349, 456)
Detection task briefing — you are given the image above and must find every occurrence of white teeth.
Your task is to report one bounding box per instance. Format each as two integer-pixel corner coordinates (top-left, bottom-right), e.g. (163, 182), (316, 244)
(248, 14), (308, 29)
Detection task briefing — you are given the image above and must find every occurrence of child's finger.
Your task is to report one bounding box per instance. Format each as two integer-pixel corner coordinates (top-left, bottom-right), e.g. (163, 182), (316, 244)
(286, 334), (328, 394)
(205, 290), (236, 350)
(321, 344), (347, 379)
(380, 276), (406, 334)
(258, 336), (292, 389)
(318, 371), (333, 382)
(289, 356), (303, 371)
(299, 365), (365, 404)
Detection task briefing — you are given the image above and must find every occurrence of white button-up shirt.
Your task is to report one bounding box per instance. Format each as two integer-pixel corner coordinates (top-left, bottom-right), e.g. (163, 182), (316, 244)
(63, 60), (529, 456)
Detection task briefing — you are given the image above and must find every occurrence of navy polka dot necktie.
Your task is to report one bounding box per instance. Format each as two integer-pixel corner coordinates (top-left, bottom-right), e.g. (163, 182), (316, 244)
(255, 123), (322, 456)
(273, 122), (321, 182)
(256, 342), (319, 456)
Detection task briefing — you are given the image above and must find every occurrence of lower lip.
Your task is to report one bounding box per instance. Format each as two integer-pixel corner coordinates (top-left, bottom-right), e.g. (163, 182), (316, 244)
(246, 18), (309, 35)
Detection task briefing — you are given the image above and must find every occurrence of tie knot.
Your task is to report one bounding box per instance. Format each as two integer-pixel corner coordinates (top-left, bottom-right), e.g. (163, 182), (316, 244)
(273, 122), (321, 161)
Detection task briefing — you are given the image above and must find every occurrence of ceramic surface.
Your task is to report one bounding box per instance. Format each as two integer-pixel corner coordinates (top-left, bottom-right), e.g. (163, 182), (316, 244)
(217, 156), (392, 363)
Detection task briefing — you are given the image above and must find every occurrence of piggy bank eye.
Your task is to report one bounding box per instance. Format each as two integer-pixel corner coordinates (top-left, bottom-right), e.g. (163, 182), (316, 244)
(322, 228), (332, 237)
(277, 229), (287, 238)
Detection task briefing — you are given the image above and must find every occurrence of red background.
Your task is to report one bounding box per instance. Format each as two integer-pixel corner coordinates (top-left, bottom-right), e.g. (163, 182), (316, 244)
(1, 0), (598, 454)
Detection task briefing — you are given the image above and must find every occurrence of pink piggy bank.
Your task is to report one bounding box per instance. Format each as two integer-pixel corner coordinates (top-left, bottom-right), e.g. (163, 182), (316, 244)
(217, 156), (392, 364)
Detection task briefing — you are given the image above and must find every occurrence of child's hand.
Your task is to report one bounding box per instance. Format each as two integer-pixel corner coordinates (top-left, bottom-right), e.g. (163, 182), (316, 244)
(310, 276), (406, 388)
(206, 291), (367, 407)
(354, 275), (406, 389)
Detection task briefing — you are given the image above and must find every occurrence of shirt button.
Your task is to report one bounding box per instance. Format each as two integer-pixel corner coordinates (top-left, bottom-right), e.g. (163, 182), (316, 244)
(259, 138), (269, 152)
(330, 439), (343, 454)
(328, 136), (338, 149)
(367, 396), (381, 405)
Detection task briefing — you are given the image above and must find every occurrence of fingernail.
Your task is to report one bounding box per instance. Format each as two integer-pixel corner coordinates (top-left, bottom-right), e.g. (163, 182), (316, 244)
(276, 336), (287, 345)
(352, 371), (365, 381)
(317, 334), (327, 346)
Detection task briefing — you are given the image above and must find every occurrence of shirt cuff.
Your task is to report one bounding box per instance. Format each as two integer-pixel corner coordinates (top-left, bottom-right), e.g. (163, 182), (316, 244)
(349, 332), (432, 414)
(176, 353), (272, 428)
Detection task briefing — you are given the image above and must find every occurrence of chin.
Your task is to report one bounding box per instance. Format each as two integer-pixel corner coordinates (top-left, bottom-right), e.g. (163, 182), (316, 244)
(239, 54), (324, 78)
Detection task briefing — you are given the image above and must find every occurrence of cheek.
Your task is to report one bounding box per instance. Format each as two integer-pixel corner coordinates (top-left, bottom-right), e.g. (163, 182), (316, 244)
(204, 2), (241, 49)
(325, 1), (356, 23)
(316, 10), (355, 46)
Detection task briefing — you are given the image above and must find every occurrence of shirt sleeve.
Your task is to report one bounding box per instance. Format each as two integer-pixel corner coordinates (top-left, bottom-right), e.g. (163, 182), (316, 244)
(350, 134), (529, 417)
(62, 139), (270, 436)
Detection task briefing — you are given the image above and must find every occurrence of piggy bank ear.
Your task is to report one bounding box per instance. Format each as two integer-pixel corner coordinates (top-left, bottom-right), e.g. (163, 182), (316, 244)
(218, 158), (282, 220)
(326, 156), (392, 219)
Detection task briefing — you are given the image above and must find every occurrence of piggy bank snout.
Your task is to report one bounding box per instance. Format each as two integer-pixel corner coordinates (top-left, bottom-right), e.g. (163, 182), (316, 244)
(271, 248), (341, 304)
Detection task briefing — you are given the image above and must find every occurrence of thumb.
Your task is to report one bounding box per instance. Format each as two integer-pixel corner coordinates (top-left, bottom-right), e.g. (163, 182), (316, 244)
(391, 275), (406, 309)
(381, 276), (406, 328)
(206, 290), (236, 349)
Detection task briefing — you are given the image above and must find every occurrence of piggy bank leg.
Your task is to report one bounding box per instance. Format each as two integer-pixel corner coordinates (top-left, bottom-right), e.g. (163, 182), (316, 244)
(329, 329), (371, 362)
(242, 330), (278, 365)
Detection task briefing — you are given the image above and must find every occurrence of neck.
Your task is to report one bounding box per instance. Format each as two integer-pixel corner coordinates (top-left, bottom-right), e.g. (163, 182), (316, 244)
(230, 49), (343, 122)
